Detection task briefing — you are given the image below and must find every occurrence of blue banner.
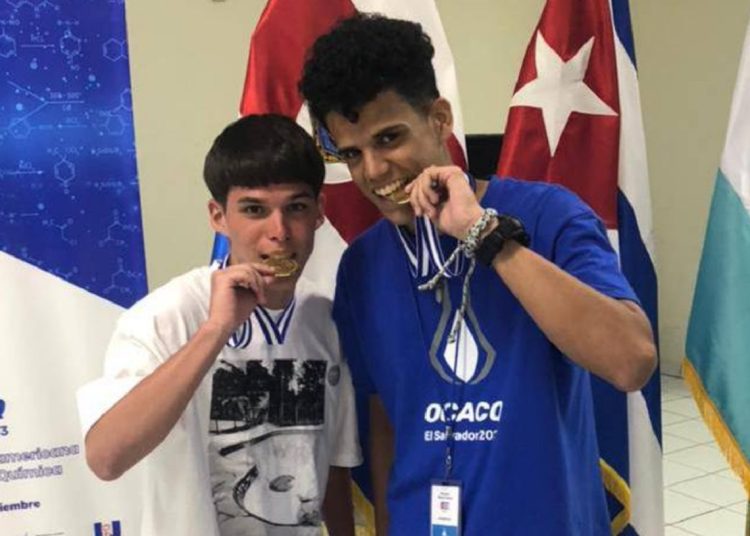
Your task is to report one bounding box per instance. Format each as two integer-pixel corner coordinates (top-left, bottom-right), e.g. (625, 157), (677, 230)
(0, 0), (146, 307)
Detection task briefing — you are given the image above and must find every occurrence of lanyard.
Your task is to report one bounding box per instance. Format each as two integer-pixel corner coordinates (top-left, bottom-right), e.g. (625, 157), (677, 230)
(443, 284), (470, 481)
(430, 281), (469, 482)
(395, 174), (479, 480)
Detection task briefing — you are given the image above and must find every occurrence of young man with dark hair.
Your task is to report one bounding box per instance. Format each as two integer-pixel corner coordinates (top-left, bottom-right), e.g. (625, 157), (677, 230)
(300, 13), (656, 536)
(77, 114), (361, 536)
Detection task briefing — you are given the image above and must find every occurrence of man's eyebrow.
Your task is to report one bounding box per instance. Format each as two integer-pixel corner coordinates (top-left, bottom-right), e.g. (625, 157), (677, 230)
(375, 124), (402, 134)
(235, 196), (265, 204)
(235, 192), (314, 204)
(334, 125), (404, 153)
(289, 192), (315, 200)
(372, 124), (406, 140)
(334, 141), (357, 153)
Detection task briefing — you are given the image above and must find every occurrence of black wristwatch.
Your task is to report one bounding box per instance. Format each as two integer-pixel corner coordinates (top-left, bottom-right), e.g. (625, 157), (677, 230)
(474, 215), (530, 266)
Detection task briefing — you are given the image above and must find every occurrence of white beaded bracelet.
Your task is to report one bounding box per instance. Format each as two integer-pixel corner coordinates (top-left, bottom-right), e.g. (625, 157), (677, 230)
(462, 208), (498, 257)
(417, 207), (498, 292)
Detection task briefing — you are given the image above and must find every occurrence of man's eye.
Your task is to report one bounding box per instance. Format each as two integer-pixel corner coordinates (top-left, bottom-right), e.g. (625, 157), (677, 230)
(243, 205), (265, 216)
(288, 202), (310, 212)
(377, 132), (398, 145)
(339, 149), (360, 162)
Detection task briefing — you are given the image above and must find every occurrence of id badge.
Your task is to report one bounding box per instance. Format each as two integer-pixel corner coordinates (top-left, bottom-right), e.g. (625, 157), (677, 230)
(430, 480), (461, 536)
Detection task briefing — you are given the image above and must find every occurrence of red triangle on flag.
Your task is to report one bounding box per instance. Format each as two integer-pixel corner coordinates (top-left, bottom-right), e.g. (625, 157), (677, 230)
(497, 0), (621, 229)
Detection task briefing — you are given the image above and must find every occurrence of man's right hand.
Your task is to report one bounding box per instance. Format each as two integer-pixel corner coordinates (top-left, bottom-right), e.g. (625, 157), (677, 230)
(85, 262), (278, 481)
(207, 263), (276, 337)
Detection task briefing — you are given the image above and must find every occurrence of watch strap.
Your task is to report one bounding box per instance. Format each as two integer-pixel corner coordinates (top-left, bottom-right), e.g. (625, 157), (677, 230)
(475, 215), (530, 266)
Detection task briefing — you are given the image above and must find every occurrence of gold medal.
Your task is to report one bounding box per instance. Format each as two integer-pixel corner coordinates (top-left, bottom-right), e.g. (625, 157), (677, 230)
(385, 187), (411, 205)
(264, 256), (299, 278)
(379, 175), (416, 205)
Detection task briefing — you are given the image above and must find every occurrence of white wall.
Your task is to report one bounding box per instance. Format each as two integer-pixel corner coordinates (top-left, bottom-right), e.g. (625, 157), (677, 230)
(126, 0), (750, 374)
(632, 1), (750, 373)
(125, 0), (263, 285)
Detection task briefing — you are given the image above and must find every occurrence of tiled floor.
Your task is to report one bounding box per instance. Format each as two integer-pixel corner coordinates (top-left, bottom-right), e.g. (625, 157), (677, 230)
(662, 373), (748, 535)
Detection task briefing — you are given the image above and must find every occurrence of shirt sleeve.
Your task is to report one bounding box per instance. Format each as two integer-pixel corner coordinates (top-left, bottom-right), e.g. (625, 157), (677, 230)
(76, 308), (173, 438)
(332, 260), (378, 395)
(327, 359), (363, 468)
(538, 186), (640, 304)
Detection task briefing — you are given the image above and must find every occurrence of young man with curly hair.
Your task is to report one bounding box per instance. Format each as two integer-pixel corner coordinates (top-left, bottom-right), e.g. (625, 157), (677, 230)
(300, 13), (656, 535)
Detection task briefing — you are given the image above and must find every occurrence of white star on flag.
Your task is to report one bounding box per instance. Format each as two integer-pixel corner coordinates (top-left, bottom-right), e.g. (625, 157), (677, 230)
(510, 31), (617, 156)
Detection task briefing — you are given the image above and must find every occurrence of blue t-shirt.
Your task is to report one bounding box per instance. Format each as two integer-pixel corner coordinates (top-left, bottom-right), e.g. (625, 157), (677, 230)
(333, 177), (638, 535)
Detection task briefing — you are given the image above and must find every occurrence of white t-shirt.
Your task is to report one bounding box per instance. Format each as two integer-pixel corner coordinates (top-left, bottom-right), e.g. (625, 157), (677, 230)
(77, 267), (361, 536)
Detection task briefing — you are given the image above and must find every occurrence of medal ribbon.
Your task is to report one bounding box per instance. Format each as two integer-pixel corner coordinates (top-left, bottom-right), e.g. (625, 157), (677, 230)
(214, 256), (295, 348)
(395, 174), (476, 285)
(253, 302), (296, 345)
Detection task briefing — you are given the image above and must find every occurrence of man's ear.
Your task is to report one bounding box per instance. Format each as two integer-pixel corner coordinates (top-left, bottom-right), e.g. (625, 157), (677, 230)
(429, 97), (454, 142)
(315, 192), (326, 230)
(208, 199), (227, 235)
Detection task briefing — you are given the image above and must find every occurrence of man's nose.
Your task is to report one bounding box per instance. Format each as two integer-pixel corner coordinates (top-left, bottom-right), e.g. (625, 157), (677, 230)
(266, 210), (290, 241)
(362, 150), (388, 182)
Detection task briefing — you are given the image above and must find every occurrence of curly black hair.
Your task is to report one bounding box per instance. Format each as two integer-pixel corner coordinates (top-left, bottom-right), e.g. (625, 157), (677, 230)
(299, 13), (439, 125)
(203, 114), (324, 206)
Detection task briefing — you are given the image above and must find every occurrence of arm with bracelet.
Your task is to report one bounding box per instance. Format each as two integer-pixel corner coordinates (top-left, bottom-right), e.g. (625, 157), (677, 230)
(405, 165), (656, 392)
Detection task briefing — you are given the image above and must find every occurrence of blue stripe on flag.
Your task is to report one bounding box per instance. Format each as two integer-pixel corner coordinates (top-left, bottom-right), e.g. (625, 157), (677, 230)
(611, 0), (637, 67)
(592, 191), (661, 534)
(617, 190), (661, 439)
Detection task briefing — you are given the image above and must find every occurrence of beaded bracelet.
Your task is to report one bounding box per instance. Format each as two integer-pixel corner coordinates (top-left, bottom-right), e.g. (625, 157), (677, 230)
(462, 208), (498, 257)
(417, 207), (498, 292)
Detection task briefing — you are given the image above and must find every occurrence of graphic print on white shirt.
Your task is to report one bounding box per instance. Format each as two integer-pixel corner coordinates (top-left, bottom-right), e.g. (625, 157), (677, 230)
(209, 358), (327, 535)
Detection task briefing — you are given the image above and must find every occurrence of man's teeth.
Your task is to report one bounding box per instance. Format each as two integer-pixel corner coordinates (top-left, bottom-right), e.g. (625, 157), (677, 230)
(375, 179), (406, 196)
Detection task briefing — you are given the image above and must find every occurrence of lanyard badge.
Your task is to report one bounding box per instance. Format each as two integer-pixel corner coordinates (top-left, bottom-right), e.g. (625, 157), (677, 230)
(430, 479), (462, 536)
(430, 418), (462, 535)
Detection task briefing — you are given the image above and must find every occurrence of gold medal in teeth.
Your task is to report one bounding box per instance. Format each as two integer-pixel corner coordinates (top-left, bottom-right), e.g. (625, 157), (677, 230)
(385, 187), (411, 205)
(264, 256), (299, 278)
(378, 176), (415, 205)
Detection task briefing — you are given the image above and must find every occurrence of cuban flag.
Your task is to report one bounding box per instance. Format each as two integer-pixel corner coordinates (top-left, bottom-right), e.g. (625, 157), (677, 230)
(0, 0), (144, 533)
(685, 19), (750, 500)
(226, 0), (467, 532)
(496, 1), (663, 534)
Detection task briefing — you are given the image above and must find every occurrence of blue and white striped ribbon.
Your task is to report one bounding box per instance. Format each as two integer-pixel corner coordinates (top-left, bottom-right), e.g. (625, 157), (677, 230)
(227, 319), (253, 349)
(215, 256), (296, 348)
(254, 300), (296, 345)
(394, 174), (476, 284)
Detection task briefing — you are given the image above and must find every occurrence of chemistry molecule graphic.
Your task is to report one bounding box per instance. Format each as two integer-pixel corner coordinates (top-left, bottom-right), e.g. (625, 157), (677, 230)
(0, 0), (147, 308)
